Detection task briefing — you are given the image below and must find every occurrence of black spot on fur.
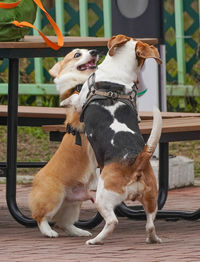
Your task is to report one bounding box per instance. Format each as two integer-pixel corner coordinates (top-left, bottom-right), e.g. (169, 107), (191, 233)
(84, 99), (145, 168)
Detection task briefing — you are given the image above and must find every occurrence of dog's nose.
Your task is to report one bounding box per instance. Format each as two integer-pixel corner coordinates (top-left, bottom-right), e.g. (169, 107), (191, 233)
(90, 49), (98, 57)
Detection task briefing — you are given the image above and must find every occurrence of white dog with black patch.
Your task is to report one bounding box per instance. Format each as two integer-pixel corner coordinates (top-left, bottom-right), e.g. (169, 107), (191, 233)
(64, 35), (163, 245)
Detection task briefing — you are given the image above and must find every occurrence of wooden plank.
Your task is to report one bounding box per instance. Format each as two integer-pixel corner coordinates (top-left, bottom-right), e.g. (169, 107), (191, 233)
(42, 124), (66, 132)
(42, 117), (200, 135)
(139, 111), (200, 120)
(0, 105), (66, 119)
(140, 117), (200, 134)
(2, 105), (199, 120)
(0, 36), (159, 49)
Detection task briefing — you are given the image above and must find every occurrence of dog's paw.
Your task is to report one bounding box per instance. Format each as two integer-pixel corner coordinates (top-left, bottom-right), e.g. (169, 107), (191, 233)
(60, 100), (67, 107)
(146, 235), (162, 244)
(65, 226), (92, 237)
(86, 239), (104, 245)
(45, 229), (59, 238)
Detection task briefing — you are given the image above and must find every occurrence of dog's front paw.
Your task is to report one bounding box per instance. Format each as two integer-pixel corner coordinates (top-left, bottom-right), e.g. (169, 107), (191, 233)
(65, 225), (92, 237)
(86, 238), (104, 245)
(72, 229), (92, 237)
(146, 235), (162, 244)
(45, 229), (59, 238)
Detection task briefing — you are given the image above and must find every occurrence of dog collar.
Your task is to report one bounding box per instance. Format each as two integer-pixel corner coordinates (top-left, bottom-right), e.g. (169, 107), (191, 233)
(60, 84), (83, 102)
(66, 123), (84, 146)
(75, 84), (83, 93)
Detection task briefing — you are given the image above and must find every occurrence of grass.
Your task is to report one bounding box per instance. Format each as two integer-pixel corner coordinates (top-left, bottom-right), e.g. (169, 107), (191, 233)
(0, 126), (59, 176)
(0, 126), (200, 178)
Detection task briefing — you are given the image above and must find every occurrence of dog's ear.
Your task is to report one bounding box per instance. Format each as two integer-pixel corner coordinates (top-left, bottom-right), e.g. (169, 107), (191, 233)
(108, 34), (131, 56)
(49, 61), (63, 78)
(136, 41), (162, 66)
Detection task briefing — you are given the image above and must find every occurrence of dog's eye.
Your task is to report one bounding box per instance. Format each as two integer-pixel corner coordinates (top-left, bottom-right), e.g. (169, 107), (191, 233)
(74, 52), (81, 58)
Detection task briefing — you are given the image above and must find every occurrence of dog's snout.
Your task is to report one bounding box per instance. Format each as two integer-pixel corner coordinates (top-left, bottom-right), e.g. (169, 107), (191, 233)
(90, 49), (98, 57)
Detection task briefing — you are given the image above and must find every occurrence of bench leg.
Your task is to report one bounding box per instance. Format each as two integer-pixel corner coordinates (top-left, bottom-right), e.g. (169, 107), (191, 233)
(6, 58), (36, 227)
(158, 142), (169, 210)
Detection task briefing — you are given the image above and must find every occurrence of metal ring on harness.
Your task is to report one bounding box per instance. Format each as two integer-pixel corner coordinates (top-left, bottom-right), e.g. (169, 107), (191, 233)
(108, 91), (119, 99)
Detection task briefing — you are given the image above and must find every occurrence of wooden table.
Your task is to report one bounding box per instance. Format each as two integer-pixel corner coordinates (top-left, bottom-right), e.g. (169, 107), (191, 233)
(0, 36), (159, 227)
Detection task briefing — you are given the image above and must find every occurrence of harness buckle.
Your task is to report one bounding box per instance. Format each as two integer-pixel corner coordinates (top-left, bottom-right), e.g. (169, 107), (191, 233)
(108, 91), (118, 99)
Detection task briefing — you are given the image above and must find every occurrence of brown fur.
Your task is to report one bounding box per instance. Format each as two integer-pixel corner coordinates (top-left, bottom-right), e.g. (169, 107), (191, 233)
(107, 34), (162, 66)
(30, 48), (99, 238)
(101, 145), (157, 213)
(60, 87), (76, 102)
(49, 51), (76, 78)
(136, 41), (162, 66)
(108, 34), (131, 56)
(28, 112), (90, 223)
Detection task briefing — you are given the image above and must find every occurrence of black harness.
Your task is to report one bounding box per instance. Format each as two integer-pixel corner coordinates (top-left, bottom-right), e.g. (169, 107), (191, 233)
(80, 73), (138, 122)
(74, 84), (83, 93)
(66, 123), (83, 146)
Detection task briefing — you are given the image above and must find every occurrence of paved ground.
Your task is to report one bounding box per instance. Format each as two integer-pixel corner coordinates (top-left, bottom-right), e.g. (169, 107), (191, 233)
(1, 184), (200, 262)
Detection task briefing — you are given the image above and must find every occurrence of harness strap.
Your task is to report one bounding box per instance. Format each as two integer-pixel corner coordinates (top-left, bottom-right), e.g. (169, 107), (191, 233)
(86, 73), (137, 107)
(66, 123), (84, 146)
(87, 88), (137, 106)
(80, 74), (138, 122)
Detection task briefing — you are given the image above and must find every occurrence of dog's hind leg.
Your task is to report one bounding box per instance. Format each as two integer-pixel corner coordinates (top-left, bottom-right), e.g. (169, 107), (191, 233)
(33, 191), (65, 238)
(55, 201), (92, 237)
(145, 208), (162, 244)
(142, 165), (162, 244)
(37, 196), (65, 238)
(86, 177), (123, 245)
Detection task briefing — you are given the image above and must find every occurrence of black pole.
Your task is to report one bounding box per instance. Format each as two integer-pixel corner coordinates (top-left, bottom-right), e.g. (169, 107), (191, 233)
(158, 142), (169, 210)
(6, 58), (36, 227)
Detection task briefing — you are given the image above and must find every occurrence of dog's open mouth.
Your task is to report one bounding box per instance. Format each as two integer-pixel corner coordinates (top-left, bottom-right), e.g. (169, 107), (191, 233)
(77, 59), (97, 71)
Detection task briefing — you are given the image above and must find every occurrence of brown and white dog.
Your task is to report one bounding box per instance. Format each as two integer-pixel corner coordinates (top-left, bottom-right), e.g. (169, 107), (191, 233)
(66, 35), (163, 245)
(28, 49), (98, 238)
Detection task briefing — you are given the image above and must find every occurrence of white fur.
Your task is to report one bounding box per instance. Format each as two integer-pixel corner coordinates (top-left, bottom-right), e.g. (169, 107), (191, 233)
(104, 101), (124, 116)
(67, 39), (140, 111)
(39, 220), (59, 238)
(110, 119), (135, 135)
(61, 39), (162, 245)
(54, 72), (90, 96)
(145, 210), (162, 244)
(146, 106), (162, 152)
(86, 177), (123, 245)
(81, 38), (162, 245)
(52, 48), (98, 106)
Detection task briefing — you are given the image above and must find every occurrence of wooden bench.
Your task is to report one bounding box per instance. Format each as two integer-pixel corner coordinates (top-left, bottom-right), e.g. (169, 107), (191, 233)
(0, 105), (66, 126)
(42, 112), (200, 141)
(2, 104), (200, 128)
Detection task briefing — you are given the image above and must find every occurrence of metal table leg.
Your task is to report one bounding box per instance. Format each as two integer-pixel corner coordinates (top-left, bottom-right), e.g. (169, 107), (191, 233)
(6, 58), (36, 227)
(158, 142), (169, 209)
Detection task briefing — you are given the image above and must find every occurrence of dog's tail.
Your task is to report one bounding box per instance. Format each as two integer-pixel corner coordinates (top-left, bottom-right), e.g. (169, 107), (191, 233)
(130, 107), (162, 177)
(146, 106), (162, 155)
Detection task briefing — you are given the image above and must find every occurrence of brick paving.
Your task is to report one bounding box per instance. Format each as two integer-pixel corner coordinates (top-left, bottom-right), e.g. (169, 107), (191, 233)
(1, 184), (200, 262)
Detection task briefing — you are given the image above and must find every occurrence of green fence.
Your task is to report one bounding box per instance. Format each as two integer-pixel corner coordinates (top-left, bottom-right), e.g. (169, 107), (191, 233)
(0, 0), (199, 105)
(165, 0), (200, 96)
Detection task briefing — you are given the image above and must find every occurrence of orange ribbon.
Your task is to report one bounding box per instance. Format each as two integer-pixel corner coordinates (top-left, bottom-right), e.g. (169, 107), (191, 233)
(0, 0), (64, 50)
(0, 0), (21, 8)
